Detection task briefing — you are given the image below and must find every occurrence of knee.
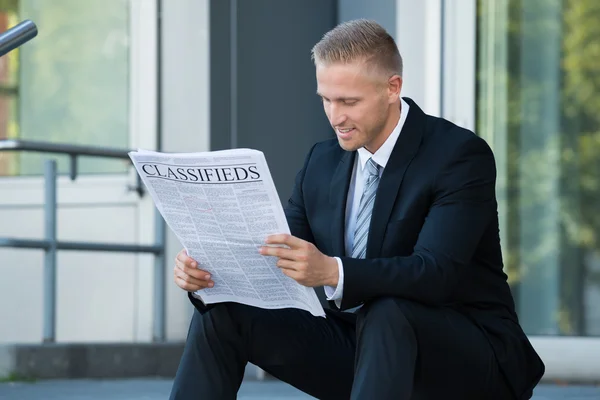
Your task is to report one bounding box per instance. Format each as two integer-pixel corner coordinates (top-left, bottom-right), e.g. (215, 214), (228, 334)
(199, 301), (246, 320)
(358, 297), (415, 326)
(203, 302), (262, 334)
(188, 302), (239, 335)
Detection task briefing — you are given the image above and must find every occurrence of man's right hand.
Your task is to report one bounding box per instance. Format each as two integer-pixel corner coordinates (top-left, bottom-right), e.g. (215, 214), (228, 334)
(173, 248), (214, 292)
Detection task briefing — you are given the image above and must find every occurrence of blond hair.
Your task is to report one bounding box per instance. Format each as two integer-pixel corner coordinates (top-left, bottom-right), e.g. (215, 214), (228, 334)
(311, 19), (403, 79)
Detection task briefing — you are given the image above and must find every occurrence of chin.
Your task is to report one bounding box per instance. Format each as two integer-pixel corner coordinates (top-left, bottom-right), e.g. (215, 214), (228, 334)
(337, 139), (360, 152)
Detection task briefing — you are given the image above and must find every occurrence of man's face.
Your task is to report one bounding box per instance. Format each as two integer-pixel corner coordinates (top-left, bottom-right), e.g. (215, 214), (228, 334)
(316, 60), (400, 153)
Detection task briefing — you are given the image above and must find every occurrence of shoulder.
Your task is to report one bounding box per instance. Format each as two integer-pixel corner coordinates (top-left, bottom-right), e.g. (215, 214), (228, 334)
(403, 97), (494, 162)
(311, 137), (343, 155)
(305, 137), (347, 166)
(423, 114), (495, 167)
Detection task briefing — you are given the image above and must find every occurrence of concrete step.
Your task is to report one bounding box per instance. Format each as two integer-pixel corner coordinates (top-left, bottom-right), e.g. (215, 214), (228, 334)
(0, 342), (266, 381)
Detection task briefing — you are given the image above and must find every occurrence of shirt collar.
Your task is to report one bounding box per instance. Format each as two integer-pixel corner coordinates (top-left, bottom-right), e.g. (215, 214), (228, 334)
(357, 97), (410, 171)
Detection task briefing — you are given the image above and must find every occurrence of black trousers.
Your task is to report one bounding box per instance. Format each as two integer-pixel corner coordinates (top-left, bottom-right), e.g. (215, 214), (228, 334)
(169, 297), (514, 400)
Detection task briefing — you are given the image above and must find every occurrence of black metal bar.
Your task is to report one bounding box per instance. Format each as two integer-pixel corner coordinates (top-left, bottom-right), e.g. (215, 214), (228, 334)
(43, 160), (58, 343)
(69, 155), (77, 180)
(136, 174), (145, 197)
(57, 241), (163, 254)
(153, 211), (166, 342)
(0, 139), (133, 160)
(0, 86), (18, 96)
(0, 238), (51, 250)
(0, 238), (162, 254)
(0, 20), (38, 58)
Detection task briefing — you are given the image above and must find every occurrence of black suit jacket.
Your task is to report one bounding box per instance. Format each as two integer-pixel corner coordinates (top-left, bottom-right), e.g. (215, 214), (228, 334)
(284, 97), (545, 399)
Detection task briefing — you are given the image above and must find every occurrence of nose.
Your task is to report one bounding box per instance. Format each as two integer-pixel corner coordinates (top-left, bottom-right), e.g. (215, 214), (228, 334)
(328, 103), (347, 127)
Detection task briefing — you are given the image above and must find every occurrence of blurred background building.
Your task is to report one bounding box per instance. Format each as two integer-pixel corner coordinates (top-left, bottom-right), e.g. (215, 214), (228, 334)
(0, 0), (598, 381)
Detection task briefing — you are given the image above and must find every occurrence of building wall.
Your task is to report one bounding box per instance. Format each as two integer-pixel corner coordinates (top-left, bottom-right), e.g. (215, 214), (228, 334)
(209, 0), (336, 204)
(2, 1), (600, 381)
(160, 0), (211, 341)
(338, 0), (396, 39)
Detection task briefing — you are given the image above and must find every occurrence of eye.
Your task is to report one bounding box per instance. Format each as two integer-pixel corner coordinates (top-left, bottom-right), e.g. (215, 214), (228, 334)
(344, 100), (358, 106)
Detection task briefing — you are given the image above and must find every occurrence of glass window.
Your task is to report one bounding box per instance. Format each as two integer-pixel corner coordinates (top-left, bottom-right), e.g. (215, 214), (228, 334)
(476, 0), (600, 336)
(0, 0), (130, 176)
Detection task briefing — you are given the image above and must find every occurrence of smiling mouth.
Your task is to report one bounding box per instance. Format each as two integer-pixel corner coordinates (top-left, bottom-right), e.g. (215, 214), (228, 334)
(336, 127), (355, 138)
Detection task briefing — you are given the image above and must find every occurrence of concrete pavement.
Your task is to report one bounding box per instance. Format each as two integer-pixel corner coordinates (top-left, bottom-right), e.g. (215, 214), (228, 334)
(1, 379), (600, 399)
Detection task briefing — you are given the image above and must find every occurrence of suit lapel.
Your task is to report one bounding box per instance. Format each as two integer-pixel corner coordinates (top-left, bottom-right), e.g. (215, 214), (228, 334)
(329, 150), (355, 257)
(367, 97), (425, 258)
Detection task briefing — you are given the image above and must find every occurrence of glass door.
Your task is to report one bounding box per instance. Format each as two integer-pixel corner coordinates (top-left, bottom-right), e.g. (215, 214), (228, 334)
(476, 0), (600, 337)
(441, 0), (600, 379)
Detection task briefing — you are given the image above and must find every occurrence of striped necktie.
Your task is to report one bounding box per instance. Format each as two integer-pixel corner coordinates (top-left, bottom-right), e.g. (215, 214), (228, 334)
(351, 157), (381, 259)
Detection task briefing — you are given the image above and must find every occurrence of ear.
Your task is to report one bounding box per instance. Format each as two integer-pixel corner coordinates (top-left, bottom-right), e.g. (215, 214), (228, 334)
(387, 75), (402, 103)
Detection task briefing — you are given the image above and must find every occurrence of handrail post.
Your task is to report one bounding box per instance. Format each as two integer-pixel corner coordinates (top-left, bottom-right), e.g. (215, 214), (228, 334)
(43, 159), (57, 343)
(153, 209), (166, 342)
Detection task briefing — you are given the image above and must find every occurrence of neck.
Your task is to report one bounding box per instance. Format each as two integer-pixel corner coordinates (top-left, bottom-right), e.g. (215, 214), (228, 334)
(365, 100), (402, 154)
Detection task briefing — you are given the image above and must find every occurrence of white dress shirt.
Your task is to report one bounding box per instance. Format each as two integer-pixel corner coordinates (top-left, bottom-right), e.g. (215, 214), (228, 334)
(324, 98), (410, 308)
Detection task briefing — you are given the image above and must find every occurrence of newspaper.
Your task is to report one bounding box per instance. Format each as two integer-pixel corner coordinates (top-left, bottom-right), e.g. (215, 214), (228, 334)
(129, 148), (325, 318)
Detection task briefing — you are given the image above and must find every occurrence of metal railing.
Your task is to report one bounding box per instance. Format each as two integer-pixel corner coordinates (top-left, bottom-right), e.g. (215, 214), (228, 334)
(0, 139), (166, 343)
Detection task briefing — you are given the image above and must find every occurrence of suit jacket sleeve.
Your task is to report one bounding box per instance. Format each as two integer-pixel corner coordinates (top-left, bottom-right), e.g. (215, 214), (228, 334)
(338, 135), (497, 309)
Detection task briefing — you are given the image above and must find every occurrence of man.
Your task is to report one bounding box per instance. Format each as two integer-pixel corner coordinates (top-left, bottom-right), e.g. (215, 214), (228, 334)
(170, 19), (545, 400)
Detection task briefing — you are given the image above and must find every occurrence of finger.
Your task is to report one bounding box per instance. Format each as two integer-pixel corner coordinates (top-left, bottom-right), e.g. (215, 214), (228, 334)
(175, 257), (211, 280)
(265, 234), (305, 249)
(174, 271), (201, 290)
(279, 266), (300, 282)
(174, 267), (214, 288)
(276, 258), (299, 271)
(173, 266), (201, 285)
(176, 249), (197, 267)
(259, 245), (296, 260)
(174, 268), (214, 290)
(174, 276), (205, 292)
(180, 262), (212, 281)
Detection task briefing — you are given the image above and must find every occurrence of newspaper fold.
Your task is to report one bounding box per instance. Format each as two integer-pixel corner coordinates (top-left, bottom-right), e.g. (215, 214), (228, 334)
(129, 148), (325, 318)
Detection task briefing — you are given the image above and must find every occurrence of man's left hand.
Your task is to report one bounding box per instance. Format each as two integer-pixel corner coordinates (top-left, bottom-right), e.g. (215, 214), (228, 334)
(259, 234), (338, 287)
